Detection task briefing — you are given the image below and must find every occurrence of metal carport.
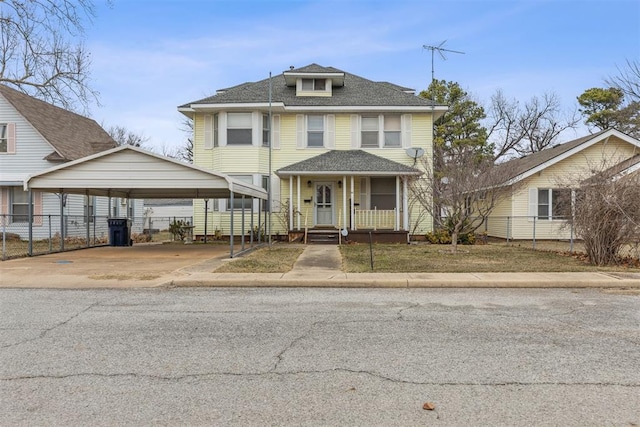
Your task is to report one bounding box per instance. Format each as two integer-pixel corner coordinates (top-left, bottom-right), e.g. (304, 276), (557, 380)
(23, 145), (268, 257)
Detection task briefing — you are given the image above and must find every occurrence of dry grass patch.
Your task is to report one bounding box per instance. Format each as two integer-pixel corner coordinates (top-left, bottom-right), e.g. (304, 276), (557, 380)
(215, 247), (305, 273)
(340, 243), (639, 273)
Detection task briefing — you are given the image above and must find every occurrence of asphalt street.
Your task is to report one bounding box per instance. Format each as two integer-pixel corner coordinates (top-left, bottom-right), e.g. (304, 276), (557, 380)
(1, 287), (639, 426)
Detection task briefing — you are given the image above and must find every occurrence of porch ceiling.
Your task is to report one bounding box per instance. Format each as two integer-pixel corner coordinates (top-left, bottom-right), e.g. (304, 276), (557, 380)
(276, 150), (422, 177)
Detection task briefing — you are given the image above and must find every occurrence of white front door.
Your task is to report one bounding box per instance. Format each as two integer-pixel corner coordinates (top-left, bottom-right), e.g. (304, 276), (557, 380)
(315, 182), (334, 226)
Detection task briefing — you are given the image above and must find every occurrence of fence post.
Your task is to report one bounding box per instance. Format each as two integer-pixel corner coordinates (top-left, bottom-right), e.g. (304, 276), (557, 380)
(506, 216), (510, 244)
(48, 215), (52, 253)
(532, 216), (536, 249)
(2, 217), (6, 261)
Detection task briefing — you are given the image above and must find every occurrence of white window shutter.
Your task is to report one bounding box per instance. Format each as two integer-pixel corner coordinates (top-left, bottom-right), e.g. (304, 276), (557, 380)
(204, 115), (213, 149)
(7, 123), (16, 153)
(296, 114), (305, 149)
(252, 112), (261, 146)
(401, 114), (412, 148)
(218, 112), (227, 146)
(326, 114), (335, 148)
(272, 114), (281, 149)
(351, 114), (359, 148)
(271, 175), (281, 212)
(528, 188), (538, 220)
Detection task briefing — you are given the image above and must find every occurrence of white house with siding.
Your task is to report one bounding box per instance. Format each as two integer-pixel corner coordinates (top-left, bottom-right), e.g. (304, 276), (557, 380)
(0, 84), (142, 240)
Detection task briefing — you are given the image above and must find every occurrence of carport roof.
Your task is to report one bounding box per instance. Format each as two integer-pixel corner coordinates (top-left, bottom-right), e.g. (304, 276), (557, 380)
(24, 145), (268, 200)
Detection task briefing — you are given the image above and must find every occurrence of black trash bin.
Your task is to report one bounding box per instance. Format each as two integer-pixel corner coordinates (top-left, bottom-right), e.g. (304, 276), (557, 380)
(107, 218), (131, 246)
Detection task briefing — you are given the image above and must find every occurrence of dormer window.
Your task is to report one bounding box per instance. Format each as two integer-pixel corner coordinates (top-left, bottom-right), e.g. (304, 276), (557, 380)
(302, 78), (326, 91)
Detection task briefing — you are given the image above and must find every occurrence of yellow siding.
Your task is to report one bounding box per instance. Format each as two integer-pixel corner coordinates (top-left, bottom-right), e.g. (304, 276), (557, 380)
(492, 137), (639, 240)
(192, 111), (439, 236)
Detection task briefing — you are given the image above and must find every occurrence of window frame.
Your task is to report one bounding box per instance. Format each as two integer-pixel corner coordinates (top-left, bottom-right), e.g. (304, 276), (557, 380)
(537, 188), (571, 220)
(301, 78), (326, 91)
(262, 114), (270, 147)
(359, 115), (402, 148)
(383, 115), (401, 147)
(0, 123), (7, 153)
(361, 116), (379, 148)
(227, 112), (253, 145)
(306, 115), (325, 148)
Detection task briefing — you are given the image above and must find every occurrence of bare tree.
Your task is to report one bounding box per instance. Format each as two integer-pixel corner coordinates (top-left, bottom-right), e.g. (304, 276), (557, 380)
(606, 59), (640, 102)
(559, 157), (640, 266)
(106, 125), (149, 147)
(411, 148), (522, 253)
(487, 91), (580, 160)
(177, 117), (194, 164)
(0, 0), (103, 112)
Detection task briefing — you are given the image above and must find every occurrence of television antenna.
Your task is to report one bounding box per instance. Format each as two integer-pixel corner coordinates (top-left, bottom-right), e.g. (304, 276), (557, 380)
(423, 40), (465, 83)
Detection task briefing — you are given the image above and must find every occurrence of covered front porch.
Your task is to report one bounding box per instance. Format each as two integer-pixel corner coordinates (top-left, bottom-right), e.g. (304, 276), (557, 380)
(276, 150), (422, 243)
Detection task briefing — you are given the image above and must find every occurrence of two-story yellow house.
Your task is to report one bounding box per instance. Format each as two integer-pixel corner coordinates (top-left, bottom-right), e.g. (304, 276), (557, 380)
(178, 64), (446, 243)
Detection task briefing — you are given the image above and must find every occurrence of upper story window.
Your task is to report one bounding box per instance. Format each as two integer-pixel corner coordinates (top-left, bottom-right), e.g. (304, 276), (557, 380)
(301, 79), (326, 91)
(213, 113), (219, 147)
(307, 115), (324, 147)
(227, 112), (252, 145)
(0, 123), (9, 152)
(361, 117), (379, 148)
(384, 115), (401, 147)
(360, 115), (402, 148)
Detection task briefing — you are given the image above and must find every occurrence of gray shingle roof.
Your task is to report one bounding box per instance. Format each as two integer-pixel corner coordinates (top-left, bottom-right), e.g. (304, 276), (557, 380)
(180, 63), (440, 109)
(0, 84), (117, 161)
(277, 150), (422, 175)
(495, 129), (610, 182)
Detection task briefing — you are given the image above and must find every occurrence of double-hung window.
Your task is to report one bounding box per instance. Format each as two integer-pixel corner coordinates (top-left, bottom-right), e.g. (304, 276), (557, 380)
(383, 115), (401, 147)
(0, 124), (7, 152)
(360, 115), (402, 148)
(361, 117), (379, 148)
(307, 115), (324, 147)
(10, 188), (29, 223)
(227, 112), (252, 145)
(537, 188), (571, 220)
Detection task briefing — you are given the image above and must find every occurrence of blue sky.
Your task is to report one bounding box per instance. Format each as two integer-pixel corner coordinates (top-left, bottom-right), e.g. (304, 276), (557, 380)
(85, 0), (640, 152)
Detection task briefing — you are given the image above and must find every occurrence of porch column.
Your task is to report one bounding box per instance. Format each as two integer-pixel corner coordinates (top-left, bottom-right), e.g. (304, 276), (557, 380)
(59, 192), (65, 251)
(350, 176), (355, 230)
(297, 175), (301, 230)
(289, 175), (293, 232)
(395, 176), (400, 231)
(343, 174), (347, 231)
(27, 188), (33, 256)
(402, 177), (409, 231)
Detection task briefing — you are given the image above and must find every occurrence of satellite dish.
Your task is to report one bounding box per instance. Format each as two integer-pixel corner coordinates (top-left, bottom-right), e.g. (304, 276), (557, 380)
(405, 147), (425, 159)
(341, 229), (348, 237)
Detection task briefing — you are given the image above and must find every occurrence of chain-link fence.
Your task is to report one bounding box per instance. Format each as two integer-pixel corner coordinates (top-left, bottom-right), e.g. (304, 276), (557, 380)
(481, 215), (580, 252)
(1, 214), (150, 260)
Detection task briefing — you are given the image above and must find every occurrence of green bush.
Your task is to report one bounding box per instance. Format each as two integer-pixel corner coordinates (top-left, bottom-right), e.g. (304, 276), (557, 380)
(425, 228), (476, 245)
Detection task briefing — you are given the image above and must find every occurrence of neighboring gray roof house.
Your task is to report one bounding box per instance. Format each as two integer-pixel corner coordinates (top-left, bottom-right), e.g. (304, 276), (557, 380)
(0, 84), (116, 161)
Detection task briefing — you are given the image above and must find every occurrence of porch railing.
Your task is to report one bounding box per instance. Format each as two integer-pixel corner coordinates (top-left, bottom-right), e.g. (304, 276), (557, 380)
(354, 208), (396, 230)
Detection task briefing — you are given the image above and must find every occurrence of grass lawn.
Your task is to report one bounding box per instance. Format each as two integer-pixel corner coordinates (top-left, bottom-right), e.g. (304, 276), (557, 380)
(216, 246), (305, 273)
(340, 243), (635, 273)
(216, 242), (640, 273)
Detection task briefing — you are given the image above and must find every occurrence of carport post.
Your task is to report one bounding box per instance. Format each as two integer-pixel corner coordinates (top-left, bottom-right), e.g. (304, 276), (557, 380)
(27, 189), (33, 256)
(250, 197), (254, 247)
(204, 199), (209, 244)
(258, 199), (262, 243)
(230, 191), (234, 258)
(241, 195), (245, 251)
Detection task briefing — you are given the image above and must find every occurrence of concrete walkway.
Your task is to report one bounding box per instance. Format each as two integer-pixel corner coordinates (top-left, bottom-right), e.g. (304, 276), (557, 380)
(1, 243), (640, 289)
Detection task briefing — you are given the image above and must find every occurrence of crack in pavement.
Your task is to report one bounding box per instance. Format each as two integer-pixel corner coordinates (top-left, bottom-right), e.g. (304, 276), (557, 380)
(1, 301), (100, 349)
(270, 320), (325, 372)
(2, 369), (639, 388)
(396, 303), (420, 320)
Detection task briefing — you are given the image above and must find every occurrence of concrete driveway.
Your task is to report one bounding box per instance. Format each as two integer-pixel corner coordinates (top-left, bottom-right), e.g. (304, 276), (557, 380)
(0, 243), (232, 288)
